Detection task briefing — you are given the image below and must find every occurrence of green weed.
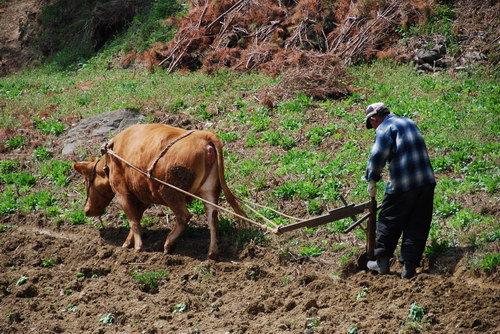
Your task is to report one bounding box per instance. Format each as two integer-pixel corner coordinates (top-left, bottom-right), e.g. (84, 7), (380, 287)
(40, 160), (72, 186)
(218, 131), (240, 143)
(276, 94), (313, 113)
(279, 277), (291, 287)
(347, 324), (358, 334)
(470, 253), (500, 272)
(262, 130), (296, 150)
(33, 147), (54, 160)
(218, 217), (268, 246)
(0, 160), (18, 173)
(274, 180), (319, 200)
(244, 133), (257, 147)
(4, 136), (25, 149)
(132, 270), (169, 292)
(355, 287), (368, 300)
(64, 209), (90, 225)
(0, 224), (13, 232)
(187, 199), (205, 215)
(34, 118), (66, 135)
(18, 191), (56, 212)
(306, 124), (338, 146)
(408, 302), (425, 322)
(298, 244), (324, 257)
(424, 238), (452, 257)
(99, 313), (114, 325)
(306, 317), (320, 329)
(306, 198), (323, 215)
(0, 187), (17, 215)
(172, 302), (189, 313)
(0, 172), (36, 188)
(16, 276), (29, 286)
(41, 258), (56, 267)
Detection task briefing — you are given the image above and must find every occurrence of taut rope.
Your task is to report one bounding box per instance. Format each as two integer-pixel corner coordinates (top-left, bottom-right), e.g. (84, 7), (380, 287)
(101, 142), (281, 234)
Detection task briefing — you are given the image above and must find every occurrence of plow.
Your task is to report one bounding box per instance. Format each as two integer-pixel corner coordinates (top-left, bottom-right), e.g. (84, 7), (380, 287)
(263, 195), (379, 269)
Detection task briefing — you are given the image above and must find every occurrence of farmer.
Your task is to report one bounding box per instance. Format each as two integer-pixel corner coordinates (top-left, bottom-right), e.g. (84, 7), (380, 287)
(363, 102), (436, 279)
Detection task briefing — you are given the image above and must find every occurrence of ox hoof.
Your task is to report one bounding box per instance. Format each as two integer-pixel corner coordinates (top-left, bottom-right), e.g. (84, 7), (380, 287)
(208, 253), (218, 261)
(122, 242), (132, 249)
(164, 244), (176, 254)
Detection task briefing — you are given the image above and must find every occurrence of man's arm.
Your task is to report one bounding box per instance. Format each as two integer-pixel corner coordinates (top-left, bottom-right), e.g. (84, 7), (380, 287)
(365, 130), (393, 182)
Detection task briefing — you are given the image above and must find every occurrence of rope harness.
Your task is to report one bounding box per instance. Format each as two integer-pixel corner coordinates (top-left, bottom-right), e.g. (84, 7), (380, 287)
(97, 131), (295, 234)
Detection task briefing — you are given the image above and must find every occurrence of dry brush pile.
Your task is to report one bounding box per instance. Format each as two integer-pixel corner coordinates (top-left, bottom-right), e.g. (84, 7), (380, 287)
(123, 0), (434, 99)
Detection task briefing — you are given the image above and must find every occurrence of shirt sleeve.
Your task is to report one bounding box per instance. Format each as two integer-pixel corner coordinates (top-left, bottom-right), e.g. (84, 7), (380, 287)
(365, 128), (393, 182)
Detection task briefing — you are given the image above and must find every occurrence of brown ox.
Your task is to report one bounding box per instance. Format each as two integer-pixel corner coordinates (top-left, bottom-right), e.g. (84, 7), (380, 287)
(73, 124), (247, 260)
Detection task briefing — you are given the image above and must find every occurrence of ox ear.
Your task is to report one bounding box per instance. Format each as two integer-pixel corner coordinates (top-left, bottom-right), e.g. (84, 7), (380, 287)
(73, 162), (91, 176)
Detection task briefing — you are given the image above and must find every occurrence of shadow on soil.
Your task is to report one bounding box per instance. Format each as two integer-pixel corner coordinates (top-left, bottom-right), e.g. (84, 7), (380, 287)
(99, 225), (247, 261)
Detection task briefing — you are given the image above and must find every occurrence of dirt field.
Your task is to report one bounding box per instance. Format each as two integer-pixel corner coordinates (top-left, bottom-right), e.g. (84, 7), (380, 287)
(1, 210), (498, 333)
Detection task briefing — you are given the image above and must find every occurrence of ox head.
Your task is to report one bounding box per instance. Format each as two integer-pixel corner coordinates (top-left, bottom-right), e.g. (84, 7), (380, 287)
(73, 158), (114, 217)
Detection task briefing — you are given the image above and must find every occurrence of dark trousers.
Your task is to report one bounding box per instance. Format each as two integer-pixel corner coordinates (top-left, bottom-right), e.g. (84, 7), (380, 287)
(374, 183), (435, 265)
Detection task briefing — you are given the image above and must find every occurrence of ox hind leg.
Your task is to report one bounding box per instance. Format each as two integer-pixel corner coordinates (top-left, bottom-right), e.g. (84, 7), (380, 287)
(119, 195), (148, 251)
(202, 191), (220, 260)
(198, 162), (222, 260)
(163, 203), (192, 255)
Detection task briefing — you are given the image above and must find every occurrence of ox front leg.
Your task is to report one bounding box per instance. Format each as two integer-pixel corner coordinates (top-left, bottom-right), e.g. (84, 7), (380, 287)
(119, 196), (147, 251)
(164, 204), (192, 255)
(205, 200), (219, 261)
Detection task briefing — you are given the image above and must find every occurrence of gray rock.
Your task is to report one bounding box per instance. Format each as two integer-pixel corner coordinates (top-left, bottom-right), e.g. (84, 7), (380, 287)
(61, 108), (144, 155)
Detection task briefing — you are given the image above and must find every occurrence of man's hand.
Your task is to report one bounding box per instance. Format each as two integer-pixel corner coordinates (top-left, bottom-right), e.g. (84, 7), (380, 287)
(367, 180), (377, 197)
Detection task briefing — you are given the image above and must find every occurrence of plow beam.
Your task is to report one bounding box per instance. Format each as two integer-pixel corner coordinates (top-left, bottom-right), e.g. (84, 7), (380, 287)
(276, 201), (371, 234)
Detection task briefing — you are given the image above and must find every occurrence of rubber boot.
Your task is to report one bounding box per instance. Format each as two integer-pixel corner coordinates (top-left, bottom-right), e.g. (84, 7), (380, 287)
(367, 256), (389, 275)
(401, 262), (417, 279)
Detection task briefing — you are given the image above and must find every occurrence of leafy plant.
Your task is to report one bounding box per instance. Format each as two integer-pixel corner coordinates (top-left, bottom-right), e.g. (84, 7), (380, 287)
(306, 317), (320, 329)
(279, 277), (291, 287)
(298, 244), (324, 257)
(0, 160), (19, 173)
(262, 130), (296, 150)
(172, 302), (189, 313)
(132, 270), (168, 292)
(355, 287), (368, 300)
(472, 253), (500, 272)
(424, 238), (451, 257)
(99, 313), (114, 325)
(306, 124), (338, 146)
(40, 160), (72, 186)
(19, 191), (56, 212)
(347, 324), (358, 334)
(42, 258), (56, 267)
(16, 276), (29, 285)
(0, 224), (13, 232)
(63, 209), (89, 224)
(0, 188), (17, 215)
(187, 199), (205, 215)
(33, 147), (54, 160)
(34, 118), (66, 135)
(408, 302), (425, 322)
(0, 172), (36, 188)
(218, 131), (240, 142)
(4, 136), (25, 149)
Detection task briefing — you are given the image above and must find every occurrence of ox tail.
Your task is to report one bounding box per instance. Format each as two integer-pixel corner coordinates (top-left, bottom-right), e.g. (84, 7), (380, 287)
(208, 133), (249, 225)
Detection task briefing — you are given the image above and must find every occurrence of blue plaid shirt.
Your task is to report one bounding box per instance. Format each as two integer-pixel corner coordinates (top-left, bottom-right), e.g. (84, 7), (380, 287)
(365, 114), (435, 194)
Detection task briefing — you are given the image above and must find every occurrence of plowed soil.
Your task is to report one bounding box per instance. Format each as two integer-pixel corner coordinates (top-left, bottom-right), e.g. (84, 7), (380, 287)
(1, 213), (498, 333)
